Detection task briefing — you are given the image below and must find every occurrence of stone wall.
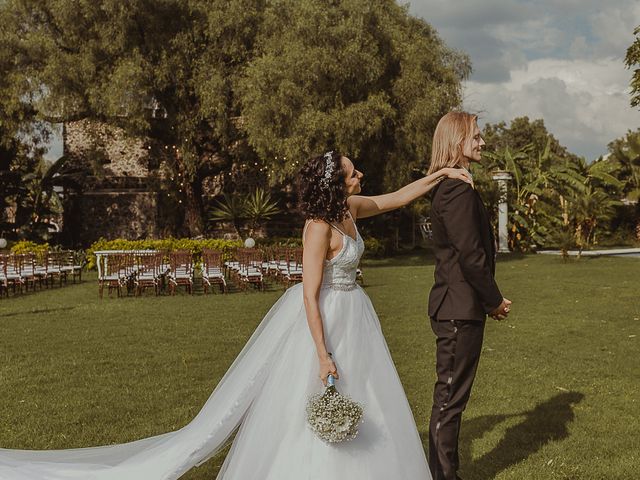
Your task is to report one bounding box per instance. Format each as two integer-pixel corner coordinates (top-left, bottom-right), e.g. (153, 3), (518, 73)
(64, 191), (159, 246)
(62, 120), (161, 246)
(64, 119), (151, 177)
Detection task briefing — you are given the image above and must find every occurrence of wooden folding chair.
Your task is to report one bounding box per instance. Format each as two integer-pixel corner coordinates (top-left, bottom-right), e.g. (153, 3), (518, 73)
(0, 255), (8, 297)
(59, 250), (84, 284)
(202, 249), (226, 294)
(17, 254), (38, 292)
(135, 252), (162, 296)
(45, 251), (64, 287)
(168, 250), (194, 295)
(237, 248), (264, 291)
(98, 253), (128, 298)
(284, 247), (303, 287)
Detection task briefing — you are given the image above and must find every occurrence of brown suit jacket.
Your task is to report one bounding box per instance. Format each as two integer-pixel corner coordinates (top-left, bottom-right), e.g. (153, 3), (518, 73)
(428, 178), (503, 321)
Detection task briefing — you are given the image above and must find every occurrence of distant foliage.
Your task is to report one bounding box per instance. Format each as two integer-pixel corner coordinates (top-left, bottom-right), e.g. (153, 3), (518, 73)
(363, 238), (387, 258)
(478, 118), (628, 252)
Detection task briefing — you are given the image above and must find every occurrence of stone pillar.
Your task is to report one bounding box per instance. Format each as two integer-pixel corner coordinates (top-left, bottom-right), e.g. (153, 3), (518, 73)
(492, 171), (512, 253)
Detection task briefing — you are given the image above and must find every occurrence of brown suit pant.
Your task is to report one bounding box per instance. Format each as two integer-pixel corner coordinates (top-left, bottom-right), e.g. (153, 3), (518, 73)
(429, 318), (485, 480)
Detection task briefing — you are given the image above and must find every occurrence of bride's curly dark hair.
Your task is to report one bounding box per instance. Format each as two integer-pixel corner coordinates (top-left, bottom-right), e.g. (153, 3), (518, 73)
(297, 151), (349, 224)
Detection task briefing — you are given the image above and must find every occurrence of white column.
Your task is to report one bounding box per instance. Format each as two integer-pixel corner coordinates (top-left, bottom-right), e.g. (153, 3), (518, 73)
(491, 171), (512, 253)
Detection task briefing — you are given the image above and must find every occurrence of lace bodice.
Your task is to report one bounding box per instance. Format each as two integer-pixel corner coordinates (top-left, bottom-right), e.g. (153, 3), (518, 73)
(321, 224), (364, 291)
(302, 213), (365, 291)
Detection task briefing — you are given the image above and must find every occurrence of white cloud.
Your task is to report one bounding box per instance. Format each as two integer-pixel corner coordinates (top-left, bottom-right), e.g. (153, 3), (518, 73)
(463, 58), (640, 159)
(589, 3), (640, 58)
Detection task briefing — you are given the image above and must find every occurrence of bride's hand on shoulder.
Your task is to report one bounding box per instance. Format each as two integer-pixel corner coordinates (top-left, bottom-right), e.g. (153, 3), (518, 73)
(319, 355), (339, 386)
(440, 167), (473, 185)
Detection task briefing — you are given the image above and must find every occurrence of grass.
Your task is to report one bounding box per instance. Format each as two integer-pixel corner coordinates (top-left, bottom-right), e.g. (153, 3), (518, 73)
(0, 253), (639, 479)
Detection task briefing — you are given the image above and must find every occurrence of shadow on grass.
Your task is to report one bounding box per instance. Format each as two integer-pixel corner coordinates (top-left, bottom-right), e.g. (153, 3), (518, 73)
(0, 306), (77, 318)
(460, 391), (585, 480)
(362, 250), (537, 269)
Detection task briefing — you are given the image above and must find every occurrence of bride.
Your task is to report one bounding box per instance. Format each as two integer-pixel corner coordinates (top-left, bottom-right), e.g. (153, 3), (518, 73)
(0, 151), (470, 479)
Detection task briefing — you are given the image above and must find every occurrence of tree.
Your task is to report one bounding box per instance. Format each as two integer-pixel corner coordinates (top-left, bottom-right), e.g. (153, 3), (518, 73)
(0, 0), (264, 237)
(563, 157), (624, 253)
(478, 131), (624, 252)
(607, 129), (640, 201)
(1, 0), (469, 242)
(626, 25), (640, 108)
(481, 141), (573, 251)
(239, 0), (470, 193)
(482, 117), (580, 167)
(0, 121), (74, 242)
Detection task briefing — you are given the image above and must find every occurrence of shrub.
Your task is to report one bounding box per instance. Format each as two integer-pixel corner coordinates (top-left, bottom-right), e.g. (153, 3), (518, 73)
(10, 241), (50, 258)
(363, 237), (386, 258)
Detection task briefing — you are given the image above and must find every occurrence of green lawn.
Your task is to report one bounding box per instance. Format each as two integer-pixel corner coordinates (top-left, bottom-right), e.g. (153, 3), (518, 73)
(1, 254), (638, 479)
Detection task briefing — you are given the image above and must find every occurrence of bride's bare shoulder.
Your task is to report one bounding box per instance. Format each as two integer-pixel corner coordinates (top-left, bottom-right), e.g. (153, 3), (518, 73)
(305, 219), (331, 233)
(303, 219), (331, 243)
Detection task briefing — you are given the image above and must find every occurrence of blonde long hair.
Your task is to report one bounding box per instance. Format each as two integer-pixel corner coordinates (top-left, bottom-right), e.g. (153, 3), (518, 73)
(427, 111), (478, 175)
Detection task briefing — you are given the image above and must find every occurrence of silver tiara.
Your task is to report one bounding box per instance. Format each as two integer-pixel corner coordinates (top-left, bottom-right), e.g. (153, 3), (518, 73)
(319, 151), (334, 188)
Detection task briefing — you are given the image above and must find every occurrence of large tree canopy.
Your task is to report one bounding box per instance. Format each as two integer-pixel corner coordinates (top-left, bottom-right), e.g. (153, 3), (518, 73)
(239, 0), (470, 190)
(0, 0), (469, 237)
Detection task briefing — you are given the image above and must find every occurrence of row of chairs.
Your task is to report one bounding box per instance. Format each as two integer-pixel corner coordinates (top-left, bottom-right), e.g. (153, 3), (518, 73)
(252, 246), (363, 287)
(97, 250), (207, 298)
(97, 247), (303, 297)
(97, 246), (362, 297)
(0, 251), (83, 297)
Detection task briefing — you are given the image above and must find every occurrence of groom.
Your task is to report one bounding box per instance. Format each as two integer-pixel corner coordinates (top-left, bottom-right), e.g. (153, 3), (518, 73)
(426, 112), (512, 480)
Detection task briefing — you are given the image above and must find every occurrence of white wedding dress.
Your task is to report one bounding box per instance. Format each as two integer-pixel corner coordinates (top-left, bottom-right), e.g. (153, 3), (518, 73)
(0, 220), (431, 480)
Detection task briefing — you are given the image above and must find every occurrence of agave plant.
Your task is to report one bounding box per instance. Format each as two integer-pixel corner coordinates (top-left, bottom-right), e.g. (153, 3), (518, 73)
(208, 188), (281, 238)
(243, 188), (281, 237)
(208, 193), (245, 237)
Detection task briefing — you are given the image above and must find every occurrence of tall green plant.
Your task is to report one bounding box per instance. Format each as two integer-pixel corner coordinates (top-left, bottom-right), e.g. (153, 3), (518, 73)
(209, 188), (281, 238)
(209, 194), (245, 237)
(482, 142), (566, 250)
(608, 129), (640, 201)
(243, 188), (281, 236)
(570, 185), (622, 254)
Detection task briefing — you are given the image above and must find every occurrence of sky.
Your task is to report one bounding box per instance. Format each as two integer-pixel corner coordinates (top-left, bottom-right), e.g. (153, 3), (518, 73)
(407, 0), (640, 160)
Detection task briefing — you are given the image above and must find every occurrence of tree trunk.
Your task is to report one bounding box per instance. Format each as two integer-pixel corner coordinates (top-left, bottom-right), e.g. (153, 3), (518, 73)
(182, 181), (204, 237)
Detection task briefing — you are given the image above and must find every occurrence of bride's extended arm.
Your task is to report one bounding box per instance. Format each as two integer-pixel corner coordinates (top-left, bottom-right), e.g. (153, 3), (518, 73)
(302, 221), (338, 385)
(348, 167), (471, 219)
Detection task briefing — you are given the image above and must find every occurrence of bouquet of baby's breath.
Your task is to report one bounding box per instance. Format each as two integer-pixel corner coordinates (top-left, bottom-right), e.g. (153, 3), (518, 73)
(306, 375), (364, 443)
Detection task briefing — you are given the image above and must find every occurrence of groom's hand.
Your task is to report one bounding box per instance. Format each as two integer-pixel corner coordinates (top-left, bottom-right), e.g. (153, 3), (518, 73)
(490, 298), (512, 321)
